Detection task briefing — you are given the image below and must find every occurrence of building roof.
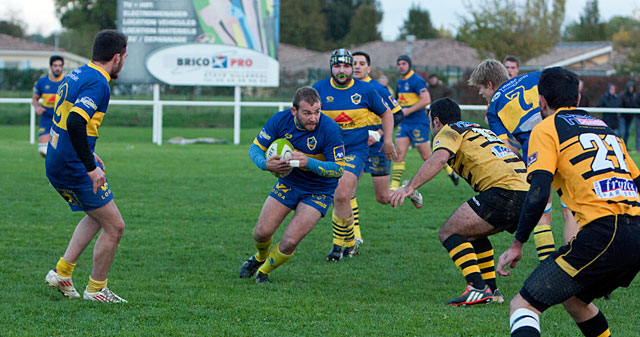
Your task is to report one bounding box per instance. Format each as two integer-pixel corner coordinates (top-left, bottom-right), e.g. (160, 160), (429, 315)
(522, 41), (616, 76)
(278, 38), (480, 72)
(0, 34), (90, 66)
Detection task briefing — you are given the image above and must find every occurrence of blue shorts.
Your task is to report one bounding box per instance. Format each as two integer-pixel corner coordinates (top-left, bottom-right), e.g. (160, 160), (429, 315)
(269, 181), (334, 216)
(343, 151), (366, 177)
(39, 111), (54, 137)
(49, 180), (114, 212)
(395, 123), (430, 144)
(365, 141), (391, 176)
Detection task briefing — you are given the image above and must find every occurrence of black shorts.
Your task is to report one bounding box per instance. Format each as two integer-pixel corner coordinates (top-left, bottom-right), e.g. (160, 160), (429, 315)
(466, 187), (527, 233)
(520, 215), (640, 312)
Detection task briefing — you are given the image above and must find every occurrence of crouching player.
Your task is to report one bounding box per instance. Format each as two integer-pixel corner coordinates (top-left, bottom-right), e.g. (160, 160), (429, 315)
(239, 86), (345, 283)
(390, 98), (530, 305)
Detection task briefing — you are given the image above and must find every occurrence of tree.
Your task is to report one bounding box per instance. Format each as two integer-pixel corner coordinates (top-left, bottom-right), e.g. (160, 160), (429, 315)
(54, 0), (116, 57)
(457, 0), (565, 62)
(280, 0), (328, 51)
(605, 16), (637, 40)
(342, 2), (382, 45)
(0, 20), (26, 38)
(398, 5), (438, 40)
(563, 0), (606, 41)
(611, 17), (640, 75)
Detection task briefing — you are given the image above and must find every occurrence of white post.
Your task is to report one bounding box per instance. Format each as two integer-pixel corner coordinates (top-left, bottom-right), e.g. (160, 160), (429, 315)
(29, 104), (35, 144)
(234, 86), (241, 145)
(278, 103), (284, 111)
(152, 84), (160, 144)
(157, 101), (163, 146)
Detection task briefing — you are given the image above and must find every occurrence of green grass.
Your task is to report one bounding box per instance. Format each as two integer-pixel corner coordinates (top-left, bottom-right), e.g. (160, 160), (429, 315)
(1, 125), (640, 336)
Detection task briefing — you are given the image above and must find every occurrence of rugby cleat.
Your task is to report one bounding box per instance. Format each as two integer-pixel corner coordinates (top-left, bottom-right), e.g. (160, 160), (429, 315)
(449, 173), (460, 186)
(45, 269), (80, 298)
(83, 286), (127, 303)
(326, 244), (343, 262)
(255, 271), (271, 284)
(492, 288), (505, 304)
(240, 255), (264, 278)
(448, 283), (493, 306)
(342, 244), (359, 258)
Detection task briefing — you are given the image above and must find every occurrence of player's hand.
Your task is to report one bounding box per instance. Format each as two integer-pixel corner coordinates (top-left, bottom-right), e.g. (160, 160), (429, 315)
(389, 186), (412, 208)
(382, 141), (397, 161)
(94, 153), (105, 171)
(289, 151), (308, 168)
(367, 135), (376, 146)
(497, 240), (524, 276)
(87, 166), (106, 194)
(36, 106), (45, 115)
(402, 107), (411, 116)
(266, 155), (292, 175)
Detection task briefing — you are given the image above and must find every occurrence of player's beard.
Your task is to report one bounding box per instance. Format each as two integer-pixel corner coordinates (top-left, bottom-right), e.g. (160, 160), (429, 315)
(110, 58), (125, 79)
(52, 68), (62, 77)
(331, 72), (352, 86)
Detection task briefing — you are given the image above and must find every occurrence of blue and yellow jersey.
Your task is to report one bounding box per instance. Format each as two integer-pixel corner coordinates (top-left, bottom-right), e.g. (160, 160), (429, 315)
(486, 71), (542, 159)
(313, 77), (388, 155)
(528, 108), (640, 227)
(253, 109), (345, 194)
(396, 70), (429, 125)
(45, 62), (111, 184)
(33, 74), (64, 116)
(362, 76), (401, 128)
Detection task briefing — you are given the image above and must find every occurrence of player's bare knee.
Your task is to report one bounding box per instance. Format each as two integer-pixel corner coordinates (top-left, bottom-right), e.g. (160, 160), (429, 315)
(278, 238), (298, 254)
(376, 194), (389, 204)
(438, 226), (453, 243)
(509, 293), (533, 315)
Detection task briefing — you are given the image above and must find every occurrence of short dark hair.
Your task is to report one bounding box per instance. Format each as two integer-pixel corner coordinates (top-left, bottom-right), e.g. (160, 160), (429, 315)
(503, 55), (520, 66)
(538, 67), (579, 110)
(428, 73), (438, 79)
(352, 51), (371, 66)
(92, 30), (127, 62)
(49, 55), (64, 66)
(429, 98), (461, 125)
(292, 86), (321, 110)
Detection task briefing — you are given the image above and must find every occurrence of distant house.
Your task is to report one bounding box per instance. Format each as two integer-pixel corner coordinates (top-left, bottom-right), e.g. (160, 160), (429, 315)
(522, 41), (617, 76)
(279, 39), (480, 85)
(0, 34), (89, 70)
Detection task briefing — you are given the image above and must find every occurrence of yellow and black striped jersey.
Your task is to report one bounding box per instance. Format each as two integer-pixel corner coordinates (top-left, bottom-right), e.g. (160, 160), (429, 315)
(432, 121), (529, 192)
(527, 108), (640, 227)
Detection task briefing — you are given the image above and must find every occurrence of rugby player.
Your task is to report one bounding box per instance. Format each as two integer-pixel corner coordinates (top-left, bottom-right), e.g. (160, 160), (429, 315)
(32, 55), (64, 157)
(390, 98), (529, 306)
(499, 66), (640, 337)
(469, 59), (579, 261)
(239, 86), (345, 283)
(313, 49), (397, 261)
(44, 30), (128, 303)
(349, 51), (422, 245)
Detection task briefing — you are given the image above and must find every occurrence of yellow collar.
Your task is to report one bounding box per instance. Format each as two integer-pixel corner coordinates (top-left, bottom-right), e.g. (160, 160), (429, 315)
(88, 62), (111, 82)
(401, 70), (415, 80)
(330, 77), (354, 90)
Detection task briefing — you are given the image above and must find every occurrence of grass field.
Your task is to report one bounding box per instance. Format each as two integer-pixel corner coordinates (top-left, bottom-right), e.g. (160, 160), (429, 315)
(2, 125), (640, 336)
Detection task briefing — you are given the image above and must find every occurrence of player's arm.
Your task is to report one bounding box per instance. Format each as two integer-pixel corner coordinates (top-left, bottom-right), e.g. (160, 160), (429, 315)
(380, 108), (397, 161)
(497, 171), (553, 276)
(249, 143), (268, 170)
(292, 151), (344, 178)
(32, 85), (45, 115)
(486, 106), (521, 156)
(67, 111), (104, 194)
(249, 141), (291, 175)
(402, 90), (431, 116)
(389, 148), (449, 208)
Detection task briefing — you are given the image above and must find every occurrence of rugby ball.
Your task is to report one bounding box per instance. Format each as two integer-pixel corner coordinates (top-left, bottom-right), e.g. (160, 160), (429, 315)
(265, 138), (294, 178)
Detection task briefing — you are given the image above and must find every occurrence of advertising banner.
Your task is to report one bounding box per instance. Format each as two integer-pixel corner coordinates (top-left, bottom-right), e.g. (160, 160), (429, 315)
(116, 0), (280, 86)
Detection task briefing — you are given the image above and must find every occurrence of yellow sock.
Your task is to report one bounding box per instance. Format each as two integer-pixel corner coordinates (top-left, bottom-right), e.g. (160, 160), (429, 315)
(332, 211), (352, 247)
(445, 165), (453, 175)
(533, 224), (555, 261)
(258, 243), (293, 275)
(87, 276), (107, 293)
(254, 233), (273, 262)
(56, 257), (75, 278)
(351, 197), (361, 241)
(390, 161), (405, 189)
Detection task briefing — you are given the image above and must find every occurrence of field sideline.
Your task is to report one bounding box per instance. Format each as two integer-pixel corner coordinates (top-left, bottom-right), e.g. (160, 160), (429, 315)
(1, 125), (639, 336)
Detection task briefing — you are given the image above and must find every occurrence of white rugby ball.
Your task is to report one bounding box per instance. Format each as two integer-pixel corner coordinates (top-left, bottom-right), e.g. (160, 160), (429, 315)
(265, 138), (294, 178)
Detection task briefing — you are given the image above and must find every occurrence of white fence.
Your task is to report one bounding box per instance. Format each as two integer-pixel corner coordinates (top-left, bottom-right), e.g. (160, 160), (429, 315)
(3, 91), (640, 146)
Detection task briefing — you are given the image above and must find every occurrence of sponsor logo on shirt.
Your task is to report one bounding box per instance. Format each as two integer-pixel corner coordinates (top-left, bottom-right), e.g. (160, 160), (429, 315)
(259, 129), (271, 140)
(351, 93), (361, 105)
(78, 96), (97, 110)
(527, 152), (538, 166)
(491, 144), (514, 158)
(593, 177), (638, 199)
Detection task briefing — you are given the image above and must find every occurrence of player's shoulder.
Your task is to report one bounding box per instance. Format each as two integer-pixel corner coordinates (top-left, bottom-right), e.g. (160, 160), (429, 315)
(313, 78), (331, 90)
(448, 121), (481, 134)
(319, 112), (341, 131)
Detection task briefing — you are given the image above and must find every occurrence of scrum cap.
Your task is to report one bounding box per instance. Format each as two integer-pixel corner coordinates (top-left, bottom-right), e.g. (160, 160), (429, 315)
(330, 49), (353, 67)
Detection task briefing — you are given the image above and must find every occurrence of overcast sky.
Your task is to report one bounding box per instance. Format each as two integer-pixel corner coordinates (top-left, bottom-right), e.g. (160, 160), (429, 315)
(1, 0), (639, 40)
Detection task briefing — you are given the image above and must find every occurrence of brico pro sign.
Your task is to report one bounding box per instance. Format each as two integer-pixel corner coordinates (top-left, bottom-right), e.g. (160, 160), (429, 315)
(145, 44), (279, 86)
